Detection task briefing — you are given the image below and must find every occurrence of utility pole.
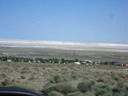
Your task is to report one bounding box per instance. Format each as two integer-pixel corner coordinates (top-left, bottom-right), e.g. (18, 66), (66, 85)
(74, 49), (76, 63)
(114, 52), (117, 69)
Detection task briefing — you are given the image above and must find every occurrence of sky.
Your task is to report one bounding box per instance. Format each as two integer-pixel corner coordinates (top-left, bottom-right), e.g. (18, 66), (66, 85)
(0, 0), (128, 43)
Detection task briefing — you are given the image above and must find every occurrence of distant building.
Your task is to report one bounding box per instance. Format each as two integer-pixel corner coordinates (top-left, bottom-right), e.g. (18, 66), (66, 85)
(7, 59), (12, 62)
(74, 62), (81, 65)
(123, 63), (128, 66)
(82, 60), (93, 65)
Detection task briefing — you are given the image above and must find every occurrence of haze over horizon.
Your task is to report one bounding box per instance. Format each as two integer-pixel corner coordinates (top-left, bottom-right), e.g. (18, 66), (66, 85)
(0, 0), (128, 43)
(0, 38), (128, 45)
(0, 39), (128, 52)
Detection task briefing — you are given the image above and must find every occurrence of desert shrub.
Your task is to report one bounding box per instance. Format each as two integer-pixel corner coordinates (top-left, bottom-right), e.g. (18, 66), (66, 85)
(94, 84), (112, 96)
(101, 84), (111, 90)
(1, 79), (35, 91)
(112, 87), (125, 96)
(28, 75), (35, 81)
(85, 92), (95, 96)
(102, 92), (113, 96)
(1, 78), (14, 86)
(77, 80), (95, 93)
(50, 75), (68, 83)
(96, 77), (105, 82)
(105, 78), (115, 86)
(0, 73), (7, 78)
(83, 75), (95, 81)
(71, 74), (78, 80)
(45, 83), (76, 95)
(112, 81), (126, 96)
(54, 83), (76, 95)
(21, 75), (26, 79)
(125, 84), (128, 96)
(49, 91), (64, 96)
(95, 88), (106, 96)
(44, 82), (53, 89)
(43, 84), (56, 94)
(67, 91), (85, 96)
(21, 67), (31, 74)
(111, 72), (119, 81)
(116, 80), (125, 88)
(71, 72), (82, 80)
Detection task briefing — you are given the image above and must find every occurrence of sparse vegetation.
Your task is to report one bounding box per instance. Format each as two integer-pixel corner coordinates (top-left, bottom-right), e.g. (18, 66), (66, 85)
(67, 91), (85, 96)
(77, 80), (95, 93)
(0, 61), (127, 95)
(50, 75), (68, 83)
(49, 91), (64, 96)
(0, 48), (128, 95)
(44, 83), (76, 95)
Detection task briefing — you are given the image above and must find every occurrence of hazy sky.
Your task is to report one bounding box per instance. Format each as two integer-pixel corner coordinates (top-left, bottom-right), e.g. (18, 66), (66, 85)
(0, 0), (127, 43)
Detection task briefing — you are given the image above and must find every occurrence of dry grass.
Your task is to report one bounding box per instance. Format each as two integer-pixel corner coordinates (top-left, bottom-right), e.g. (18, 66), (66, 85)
(0, 62), (127, 92)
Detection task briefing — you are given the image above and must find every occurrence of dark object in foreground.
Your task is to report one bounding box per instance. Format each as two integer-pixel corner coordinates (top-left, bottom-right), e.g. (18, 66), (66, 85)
(0, 87), (44, 96)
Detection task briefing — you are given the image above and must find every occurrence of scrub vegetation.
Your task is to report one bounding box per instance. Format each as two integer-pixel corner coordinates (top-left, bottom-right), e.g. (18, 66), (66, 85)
(0, 62), (128, 96)
(0, 48), (128, 96)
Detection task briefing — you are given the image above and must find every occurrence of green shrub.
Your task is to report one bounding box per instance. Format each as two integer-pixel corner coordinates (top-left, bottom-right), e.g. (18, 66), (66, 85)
(55, 83), (76, 95)
(125, 85), (128, 96)
(67, 91), (85, 96)
(77, 80), (95, 93)
(51, 75), (68, 83)
(71, 74), (79, 80)
(49, 91), (64, 96)
(45, 83), (76, 95)
(111, 73), (119, 81)
(85, 92), (95, 96)
(1, 78), (14, 86)
(96, 77), (105, 82)
(95, 84), (112, 96)
(112, 88), (125, 96)
(21, 75), (26, 79)
(95, 88), (107, 96)
(116, 80), (125, 88)
(83, 75), (95, 81)
(44, 83), (53, 89)
(102, 92), (113, 96)
(112, 81), (126, 96)
(105, 79), (115, 86)
(96, 83), (111, 91)
(21, 67), (30, 74)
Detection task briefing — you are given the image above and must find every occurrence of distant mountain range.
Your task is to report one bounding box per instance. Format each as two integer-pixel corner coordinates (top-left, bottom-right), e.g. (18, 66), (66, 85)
(0, 39), (128, 52)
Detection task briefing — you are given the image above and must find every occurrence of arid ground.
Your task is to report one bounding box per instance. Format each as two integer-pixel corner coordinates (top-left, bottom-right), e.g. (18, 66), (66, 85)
(0, 47), (128, 96)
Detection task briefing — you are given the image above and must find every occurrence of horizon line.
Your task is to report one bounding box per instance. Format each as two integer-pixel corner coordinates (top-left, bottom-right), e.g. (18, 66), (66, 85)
(0, 38), (127, 45)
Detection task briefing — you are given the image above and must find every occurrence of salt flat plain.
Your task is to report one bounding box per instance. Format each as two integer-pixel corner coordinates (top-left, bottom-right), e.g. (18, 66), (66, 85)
(0, 39), (128, 52)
